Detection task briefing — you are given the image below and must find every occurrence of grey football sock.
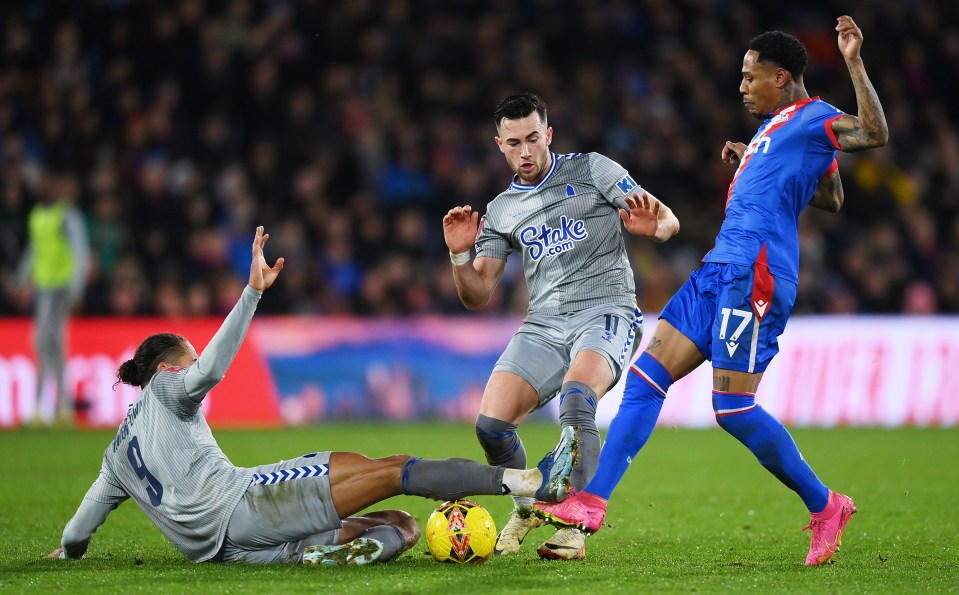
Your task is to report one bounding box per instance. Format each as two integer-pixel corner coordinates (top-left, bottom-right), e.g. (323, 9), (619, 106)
(558, 381), (600, 490)
(476, 414), (533, 508)
(401, 457), (506, 500)
(359, 524), (406, 562)
(475, 414), (527, 467)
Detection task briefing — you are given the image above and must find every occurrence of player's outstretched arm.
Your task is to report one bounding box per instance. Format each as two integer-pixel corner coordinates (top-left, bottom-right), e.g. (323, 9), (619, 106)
(48, 495), (124, 560)
(620, 191), (680, 243)
(183, 226), (284, 400)
(443, 206), (506, 310)
(829, 15), (888, 152)
(248, 225), (284, 292)
(808, 169), (844, 213)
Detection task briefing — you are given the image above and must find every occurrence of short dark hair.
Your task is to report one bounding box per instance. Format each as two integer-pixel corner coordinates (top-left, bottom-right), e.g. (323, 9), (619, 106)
(748, 31), (808, 79)
(116, 332), (187, 389)
(493, 92), (547, 132)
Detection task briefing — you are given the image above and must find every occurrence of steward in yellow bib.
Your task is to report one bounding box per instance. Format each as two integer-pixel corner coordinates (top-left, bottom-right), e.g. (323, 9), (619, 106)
(15, 173), (90, 426)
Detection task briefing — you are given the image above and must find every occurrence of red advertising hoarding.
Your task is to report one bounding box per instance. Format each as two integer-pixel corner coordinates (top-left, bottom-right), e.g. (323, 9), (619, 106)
(0, 318), (280, 428)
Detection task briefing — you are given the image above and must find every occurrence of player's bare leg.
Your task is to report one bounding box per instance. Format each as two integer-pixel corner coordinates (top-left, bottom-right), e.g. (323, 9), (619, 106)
(328, 447), (576, 514)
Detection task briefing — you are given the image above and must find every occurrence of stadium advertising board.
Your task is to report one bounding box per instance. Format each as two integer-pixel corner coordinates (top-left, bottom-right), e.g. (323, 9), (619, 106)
(0, 316), (956, 428)
(0, 318), (280, 428)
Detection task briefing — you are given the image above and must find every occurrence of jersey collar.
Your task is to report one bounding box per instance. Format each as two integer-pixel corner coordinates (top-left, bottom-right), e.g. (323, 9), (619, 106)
(509, 153), (558, 192)
(768, 96), (818, 118)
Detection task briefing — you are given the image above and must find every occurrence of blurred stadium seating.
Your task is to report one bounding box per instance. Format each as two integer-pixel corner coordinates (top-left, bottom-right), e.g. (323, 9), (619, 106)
(1, 0), (957, 317)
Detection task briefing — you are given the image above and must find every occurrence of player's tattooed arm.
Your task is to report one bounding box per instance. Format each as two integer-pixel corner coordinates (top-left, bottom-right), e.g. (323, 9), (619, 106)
(831, 15), (888, 152)
(831, 102), (887, 152)
(808, 169), (844, 213)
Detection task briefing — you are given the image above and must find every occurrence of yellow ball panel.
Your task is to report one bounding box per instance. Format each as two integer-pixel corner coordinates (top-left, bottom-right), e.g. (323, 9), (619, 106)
(425, 500), (498, 564)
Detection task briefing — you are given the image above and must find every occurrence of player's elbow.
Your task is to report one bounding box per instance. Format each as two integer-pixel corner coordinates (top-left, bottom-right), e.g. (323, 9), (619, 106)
(827, 182), (846, 213)
(821, 201), (842, 214)
(868, 122), (889, 148)
(460, 296), (490, 311)
(875, 129), (889, 148)
(457, 285), (495, 311)
(827, 193), (845, 213)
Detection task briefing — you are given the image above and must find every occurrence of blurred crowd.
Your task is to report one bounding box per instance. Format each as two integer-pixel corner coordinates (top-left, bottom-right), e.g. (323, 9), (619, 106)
(1, 0), (957, 317)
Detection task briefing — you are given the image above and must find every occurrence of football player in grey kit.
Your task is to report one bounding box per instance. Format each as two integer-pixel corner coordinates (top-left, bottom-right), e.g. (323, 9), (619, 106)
(47, 227), (577, 566)
(443, 92), (680, 559)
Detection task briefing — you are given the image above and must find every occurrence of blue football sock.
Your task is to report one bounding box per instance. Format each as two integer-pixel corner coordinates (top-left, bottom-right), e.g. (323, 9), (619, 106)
(585, 353), (670, 500)
(713, 391), (829, 512)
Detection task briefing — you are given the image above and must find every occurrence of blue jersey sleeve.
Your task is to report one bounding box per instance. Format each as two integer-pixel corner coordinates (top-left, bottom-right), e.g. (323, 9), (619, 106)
(800, 100), (845, 152)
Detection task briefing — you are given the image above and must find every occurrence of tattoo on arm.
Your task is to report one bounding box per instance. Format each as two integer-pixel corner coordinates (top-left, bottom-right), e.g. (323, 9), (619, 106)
(808, 171), (844, 213)
(832, 61), (888, 152)
(833, 115), (883, 152)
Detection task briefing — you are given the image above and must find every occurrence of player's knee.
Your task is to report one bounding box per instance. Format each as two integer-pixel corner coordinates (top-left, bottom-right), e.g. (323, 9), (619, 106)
(475, 414), (521, 465)
(712, 393), (757, 434)
(714, 412), (734, 432)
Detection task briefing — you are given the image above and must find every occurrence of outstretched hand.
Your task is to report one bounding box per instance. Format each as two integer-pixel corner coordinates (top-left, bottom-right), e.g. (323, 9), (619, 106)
(836, 15), (863, 62)
(46, 548), (65, 559)
(619, 191), (662, 238)
(443, 205), (480, 254)
(248, 226), (284, 292)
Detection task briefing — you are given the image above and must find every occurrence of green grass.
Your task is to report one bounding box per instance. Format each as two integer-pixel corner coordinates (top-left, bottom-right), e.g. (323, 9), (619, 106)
(1, 424), (957, 593)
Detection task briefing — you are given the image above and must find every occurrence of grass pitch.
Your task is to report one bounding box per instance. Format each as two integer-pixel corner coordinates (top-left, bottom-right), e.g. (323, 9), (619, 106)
(1, 424), (956, 593)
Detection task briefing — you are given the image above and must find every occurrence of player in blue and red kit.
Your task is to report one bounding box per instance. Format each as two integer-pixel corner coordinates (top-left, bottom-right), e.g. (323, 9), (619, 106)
(536, 15), (888, 566)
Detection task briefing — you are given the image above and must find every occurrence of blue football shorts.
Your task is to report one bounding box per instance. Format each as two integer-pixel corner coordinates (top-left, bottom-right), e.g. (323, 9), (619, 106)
(660, 262), (796, 374)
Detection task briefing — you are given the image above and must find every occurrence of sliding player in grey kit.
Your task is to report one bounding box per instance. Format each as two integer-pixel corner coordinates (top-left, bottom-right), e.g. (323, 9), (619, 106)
(443, 92), (680, 559)
(47, 227), (577, 566)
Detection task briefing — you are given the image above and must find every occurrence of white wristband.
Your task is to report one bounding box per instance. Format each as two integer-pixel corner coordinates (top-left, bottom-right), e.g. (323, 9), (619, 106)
(449, 250), (471, 266)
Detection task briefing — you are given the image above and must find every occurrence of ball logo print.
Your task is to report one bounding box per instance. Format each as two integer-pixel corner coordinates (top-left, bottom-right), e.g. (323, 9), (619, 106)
(425, 500), (497, 564)
(445, 506), (471, 560)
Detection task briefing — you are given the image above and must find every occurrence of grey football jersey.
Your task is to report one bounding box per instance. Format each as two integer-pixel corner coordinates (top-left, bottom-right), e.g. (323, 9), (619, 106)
(68, 286), (262, 562)
(476, 152), (642, 314)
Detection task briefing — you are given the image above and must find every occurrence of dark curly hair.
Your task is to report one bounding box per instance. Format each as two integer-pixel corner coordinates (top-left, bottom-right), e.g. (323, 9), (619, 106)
(116, 333), (187, 389)
(493, 92), (548, 132)
(749, 31), (808, 79)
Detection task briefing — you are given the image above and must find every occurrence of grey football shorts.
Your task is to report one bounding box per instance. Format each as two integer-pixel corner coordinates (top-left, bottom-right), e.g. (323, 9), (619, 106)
(220, 451), (342, 564)
(493, 303), (643, 406)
